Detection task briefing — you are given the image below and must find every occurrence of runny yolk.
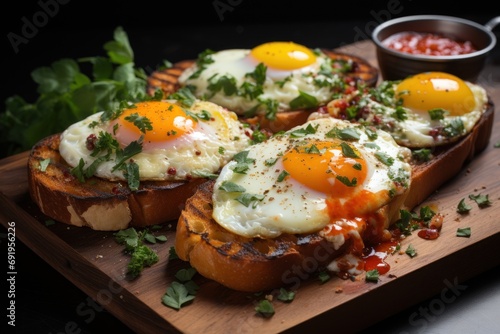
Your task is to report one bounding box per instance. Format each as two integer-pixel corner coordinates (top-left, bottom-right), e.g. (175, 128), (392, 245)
(117, 101), (196, 143)
(282, 140), (367, 197)
(250, 41), (317, 70)
(395, 71), (476, 116)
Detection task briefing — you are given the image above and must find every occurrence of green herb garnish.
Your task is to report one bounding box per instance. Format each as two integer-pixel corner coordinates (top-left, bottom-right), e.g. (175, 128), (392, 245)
(1, 26), (149, 158)
(456, 227), (471, 238)
(255, 300), (275, 318)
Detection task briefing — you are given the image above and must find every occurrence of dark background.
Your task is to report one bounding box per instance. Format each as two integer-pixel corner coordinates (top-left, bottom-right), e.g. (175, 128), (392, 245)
(2, 0), (496, 103)
(2, 1), (499, 333)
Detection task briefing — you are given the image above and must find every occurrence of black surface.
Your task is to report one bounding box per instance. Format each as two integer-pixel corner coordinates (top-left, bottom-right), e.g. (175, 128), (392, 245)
(2, 1), (499, 333)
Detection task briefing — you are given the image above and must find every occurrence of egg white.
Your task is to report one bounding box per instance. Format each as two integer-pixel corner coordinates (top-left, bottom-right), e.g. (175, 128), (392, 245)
(313, 80), (488, 148)
(212, 117), (412, 239)
(178, 49), (341, 116)
(59, 100), (252, 182)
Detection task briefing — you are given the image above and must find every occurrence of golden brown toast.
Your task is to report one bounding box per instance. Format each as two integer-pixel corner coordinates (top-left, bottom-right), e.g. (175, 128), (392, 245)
(147, 49), (379, 133)
(174, 101), (495, 293)
(28, 134), (207, 231)
(175, 180), (352, 292)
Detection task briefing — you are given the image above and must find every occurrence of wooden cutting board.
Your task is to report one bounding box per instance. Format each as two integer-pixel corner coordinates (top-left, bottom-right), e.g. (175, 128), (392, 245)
(1, 40), (499, 334)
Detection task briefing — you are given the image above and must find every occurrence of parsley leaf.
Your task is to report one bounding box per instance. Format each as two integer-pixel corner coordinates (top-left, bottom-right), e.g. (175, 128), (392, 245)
(375, 151), (394, 166)
(366, 269), (380, 282)
(317, 271), (331, 284)
(405, 244), (417, 258)
(456, 227), (471, 238)
(336, 175), (357, 187)
(255, 300), (275, 318)
(289, 91), (318, 110)
(219, 181), (246, 193)
(326, 127), (361, 141)
(457, 198), (472, 213)
(469, 193), (492, 207)
(277, 288), (296, 302)
(289, 123), (318, 138)
(124, 112), (153, 133)
(428, 108), (447, 120)
(1, 26), (149, 158)
(340, 142), (359, 158)
(412, 148), (432, 162)
(162, 281), (196, 310)
(236, 193), (265, 207)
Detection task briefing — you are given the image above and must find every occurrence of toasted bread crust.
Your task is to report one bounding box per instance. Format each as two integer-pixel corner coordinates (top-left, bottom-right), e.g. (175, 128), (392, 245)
(146, 49), (379, 133)
(28, 134), (206, 231)
(175, 101), (495, 292)
(175, 180), (351, 292)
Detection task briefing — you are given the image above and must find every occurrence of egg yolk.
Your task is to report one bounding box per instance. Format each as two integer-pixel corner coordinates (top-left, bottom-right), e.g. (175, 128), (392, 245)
(250, 41), (316, 70)
(282, 141), (367, 197)
(117, 101), (196, 143)
(395, 72), (476, 116)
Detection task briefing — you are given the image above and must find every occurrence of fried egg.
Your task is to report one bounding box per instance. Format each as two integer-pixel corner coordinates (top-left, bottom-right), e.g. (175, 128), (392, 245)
(177, 41), (349, 118)
(59, 99), (252, 185)
(212, 118), (412, 244)
(312, 71), (488, 147)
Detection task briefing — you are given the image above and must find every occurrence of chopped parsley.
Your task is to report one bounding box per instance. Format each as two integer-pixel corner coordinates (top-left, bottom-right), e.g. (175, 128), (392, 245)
(469, 193), (492, 207)
(219, 181), (246, 193)
(277, 170), (290, 182)
(124, 112), (153, 133)
(457, 198), (472, 213)
(39, 158), (50, 172)
(230, 150), (255, 174)
(317, 271), (331, 284)
(365, 269), (380, 282)
(412, 148), (432, 162)
(405, 244), (417, 258)
(456, 227), (471, 238)
(255, 300), (275, 318)
(375, 151), (394, 166)
(235, 193), (265, 208)
(289, 123), (318, 138)
(289, 91), (318, 110)
(188, 49), (215, 80)
(114, 227), (166, 278)
(277, 288), (296, 302)
(340, 142), (359, 158)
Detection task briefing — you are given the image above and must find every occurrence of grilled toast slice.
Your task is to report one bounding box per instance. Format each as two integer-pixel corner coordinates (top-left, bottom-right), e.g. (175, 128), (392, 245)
(27, 134), (207, 231)
(175, 180), (352, 292)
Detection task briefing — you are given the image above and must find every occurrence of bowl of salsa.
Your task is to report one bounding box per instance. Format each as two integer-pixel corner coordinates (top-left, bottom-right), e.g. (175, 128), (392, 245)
(372, 15), (498, 82)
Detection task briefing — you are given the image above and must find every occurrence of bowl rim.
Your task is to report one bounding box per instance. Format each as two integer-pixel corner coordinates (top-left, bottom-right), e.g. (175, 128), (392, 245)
(372, 15), (497, 60)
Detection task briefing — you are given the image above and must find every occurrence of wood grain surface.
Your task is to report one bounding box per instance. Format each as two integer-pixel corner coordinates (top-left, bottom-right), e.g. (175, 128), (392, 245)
(1, 40), (499, 334)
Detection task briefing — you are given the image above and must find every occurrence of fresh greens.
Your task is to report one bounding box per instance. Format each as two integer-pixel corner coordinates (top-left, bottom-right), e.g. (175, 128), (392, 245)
(114, 227), (166, 278)
(0, 26), (149, 158)
(162, 252), (199, 310)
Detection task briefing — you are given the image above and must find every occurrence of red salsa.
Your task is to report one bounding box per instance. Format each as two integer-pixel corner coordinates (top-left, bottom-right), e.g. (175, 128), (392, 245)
(382, 31), (477, 56)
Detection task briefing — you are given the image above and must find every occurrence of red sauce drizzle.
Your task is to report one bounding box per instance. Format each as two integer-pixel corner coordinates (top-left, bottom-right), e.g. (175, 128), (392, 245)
(383, 31), (477, 56)
(362, 241), (398, 275)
